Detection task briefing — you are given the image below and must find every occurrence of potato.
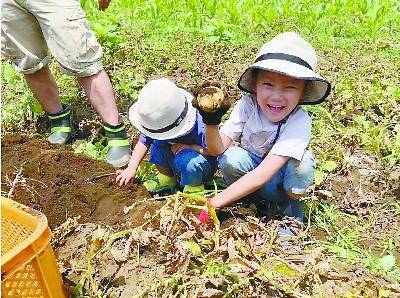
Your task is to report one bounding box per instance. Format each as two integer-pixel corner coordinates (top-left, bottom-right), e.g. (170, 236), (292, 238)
(196, 86), (225, 112)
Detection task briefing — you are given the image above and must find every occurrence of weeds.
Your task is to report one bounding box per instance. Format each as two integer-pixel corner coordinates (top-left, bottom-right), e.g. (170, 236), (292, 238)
(308, 200), (400, 282)
(74, 138), (108, 160)
(135, 162), (156, 184)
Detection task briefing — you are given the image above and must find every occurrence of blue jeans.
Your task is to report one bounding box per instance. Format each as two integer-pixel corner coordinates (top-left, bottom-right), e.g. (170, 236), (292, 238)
(149, 141), (217, 186)
(218, 147), (315, 221)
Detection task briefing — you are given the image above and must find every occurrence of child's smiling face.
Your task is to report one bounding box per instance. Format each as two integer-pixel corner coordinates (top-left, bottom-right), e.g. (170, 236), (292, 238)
(254, 70), (305, 123)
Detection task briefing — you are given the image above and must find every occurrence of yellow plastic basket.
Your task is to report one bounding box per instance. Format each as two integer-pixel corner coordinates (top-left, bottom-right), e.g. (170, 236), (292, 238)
(1, 197), (67, 297)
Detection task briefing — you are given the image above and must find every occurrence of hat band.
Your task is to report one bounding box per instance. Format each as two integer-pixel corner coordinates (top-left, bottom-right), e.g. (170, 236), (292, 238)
(142, 100), (188, 134)
(255, 53), (312, 70)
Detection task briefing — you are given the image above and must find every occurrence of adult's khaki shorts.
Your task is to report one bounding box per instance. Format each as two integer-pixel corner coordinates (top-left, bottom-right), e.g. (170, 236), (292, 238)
(1, 0), (103, 77)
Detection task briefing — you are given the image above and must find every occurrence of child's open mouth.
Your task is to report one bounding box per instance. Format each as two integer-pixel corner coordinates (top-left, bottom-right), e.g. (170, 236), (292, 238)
(267, 104), (285, 114)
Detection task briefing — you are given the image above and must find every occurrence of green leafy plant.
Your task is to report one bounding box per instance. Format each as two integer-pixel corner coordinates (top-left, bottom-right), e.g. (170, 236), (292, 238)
(74, 137), (108, 160)
(135, 161), (156, 183)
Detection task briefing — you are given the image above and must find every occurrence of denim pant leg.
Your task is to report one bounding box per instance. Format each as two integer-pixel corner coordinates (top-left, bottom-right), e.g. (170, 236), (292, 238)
(218, 147), (259, 185)
(280, 150), (315, 221)
(218, 147), (287, 203)
(174, 149), (217, 186)
(219, 147), (315, 222)
(149, 141), (176, 174)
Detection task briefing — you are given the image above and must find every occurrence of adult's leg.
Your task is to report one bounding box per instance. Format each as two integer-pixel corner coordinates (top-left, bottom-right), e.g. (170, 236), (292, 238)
(1, 0), (71, 143)
(78, 70), (119, 126)
(30, 0), (120, 125)
(1, 0), (60, 112)
(26, 0), (130, 165)
(79, 70), (132, 167)
(25, 67), (71, 144)
(24, 66), (62, 114)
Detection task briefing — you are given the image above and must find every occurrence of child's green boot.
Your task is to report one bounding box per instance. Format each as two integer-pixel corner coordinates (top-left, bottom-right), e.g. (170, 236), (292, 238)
(144, 173), (176, 195)
(183, 184), (205, 194)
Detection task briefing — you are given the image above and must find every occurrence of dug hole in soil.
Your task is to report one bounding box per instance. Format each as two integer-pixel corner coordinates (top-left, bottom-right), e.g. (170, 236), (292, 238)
(1, 135), (165, 296)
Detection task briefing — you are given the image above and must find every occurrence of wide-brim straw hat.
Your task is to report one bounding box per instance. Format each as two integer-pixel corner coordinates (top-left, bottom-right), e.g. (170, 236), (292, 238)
(129, 78), (196, 140)
(238, 32), (331, 105)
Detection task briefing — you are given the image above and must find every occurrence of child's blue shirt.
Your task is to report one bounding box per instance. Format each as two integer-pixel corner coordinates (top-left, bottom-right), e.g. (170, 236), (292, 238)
(139, 112), (207, 148)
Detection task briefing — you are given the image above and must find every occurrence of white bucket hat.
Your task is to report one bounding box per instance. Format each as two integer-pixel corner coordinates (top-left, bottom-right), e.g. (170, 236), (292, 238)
(238, 32), (331, 105)
(129, 78), (197, 140)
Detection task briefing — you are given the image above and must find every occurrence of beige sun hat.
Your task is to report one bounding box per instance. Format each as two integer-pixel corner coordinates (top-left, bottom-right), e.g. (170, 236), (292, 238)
(238, 32), (331, 105)
(128, 78), (197, 140)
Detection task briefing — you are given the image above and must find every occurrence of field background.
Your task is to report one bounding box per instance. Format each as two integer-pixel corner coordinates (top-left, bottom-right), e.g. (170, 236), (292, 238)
(1, 0), (400, 296)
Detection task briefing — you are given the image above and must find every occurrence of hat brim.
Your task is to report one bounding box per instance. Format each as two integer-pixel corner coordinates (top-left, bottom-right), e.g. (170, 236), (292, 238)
(238, 59), (331, 104)
(129, 88), (197, 140)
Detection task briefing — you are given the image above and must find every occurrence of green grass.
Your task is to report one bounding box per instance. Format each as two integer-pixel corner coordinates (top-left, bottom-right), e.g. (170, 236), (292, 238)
(3, 0), (398, 166)
(306, 200), (400, 282)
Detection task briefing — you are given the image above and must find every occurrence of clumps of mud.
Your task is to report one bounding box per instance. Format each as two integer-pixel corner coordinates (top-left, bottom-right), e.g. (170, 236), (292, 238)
(1, 134), (157, 229)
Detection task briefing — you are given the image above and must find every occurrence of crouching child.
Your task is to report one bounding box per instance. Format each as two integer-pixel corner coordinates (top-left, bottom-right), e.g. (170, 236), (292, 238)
(116, 78), (217, 194)
(195, 32), (331, 238)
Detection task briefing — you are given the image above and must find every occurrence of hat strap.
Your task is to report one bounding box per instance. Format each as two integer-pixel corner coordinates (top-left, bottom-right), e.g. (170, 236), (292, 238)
(142, 100), (188, 134)
(255, 53), (312, 70)
(270, 106), (300, 147)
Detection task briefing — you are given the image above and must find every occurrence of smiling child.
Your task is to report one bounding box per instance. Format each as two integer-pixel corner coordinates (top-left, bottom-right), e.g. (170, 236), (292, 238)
(194, 32), (331, 238)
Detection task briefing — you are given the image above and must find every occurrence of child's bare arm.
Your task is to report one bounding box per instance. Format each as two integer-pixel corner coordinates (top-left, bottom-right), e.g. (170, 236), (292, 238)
(188, 144), (211, 156)
(170, 143), (211, 156)
(208, 153), (289, 208)
(116, 141), (148, 186)
(205, 126), (232, 156)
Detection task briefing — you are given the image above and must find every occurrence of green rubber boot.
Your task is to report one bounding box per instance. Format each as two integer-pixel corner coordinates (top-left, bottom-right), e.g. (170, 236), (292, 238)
(47, 104), (72, 144)
(143, 173), (176, 195)
(183, 184), (205, 194)
(103, 121), (131, 168)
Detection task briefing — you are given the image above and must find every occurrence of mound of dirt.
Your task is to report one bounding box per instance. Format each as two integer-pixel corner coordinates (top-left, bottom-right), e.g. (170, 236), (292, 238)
(1, 134), (159, 229)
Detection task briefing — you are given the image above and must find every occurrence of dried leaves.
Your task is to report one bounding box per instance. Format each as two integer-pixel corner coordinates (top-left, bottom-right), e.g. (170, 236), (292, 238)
(53, 193), (400, 297)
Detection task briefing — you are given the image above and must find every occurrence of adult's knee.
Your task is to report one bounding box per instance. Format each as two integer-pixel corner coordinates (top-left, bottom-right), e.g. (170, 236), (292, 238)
(47, 16), (104, 77)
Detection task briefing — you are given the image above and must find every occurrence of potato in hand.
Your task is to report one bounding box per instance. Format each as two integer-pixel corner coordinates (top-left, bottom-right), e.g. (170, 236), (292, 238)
(192, 81), (230, 113)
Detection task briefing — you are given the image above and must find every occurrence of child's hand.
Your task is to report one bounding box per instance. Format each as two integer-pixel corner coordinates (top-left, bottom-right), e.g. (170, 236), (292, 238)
(115, 168), (136, 186)
(197, 197), (221, 226)
(171, 143), (192, 155)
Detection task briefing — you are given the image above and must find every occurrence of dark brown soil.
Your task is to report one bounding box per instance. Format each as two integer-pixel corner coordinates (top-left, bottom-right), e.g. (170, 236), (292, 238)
(2, 135), (399, 297)
(1, 134), (160, 229)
